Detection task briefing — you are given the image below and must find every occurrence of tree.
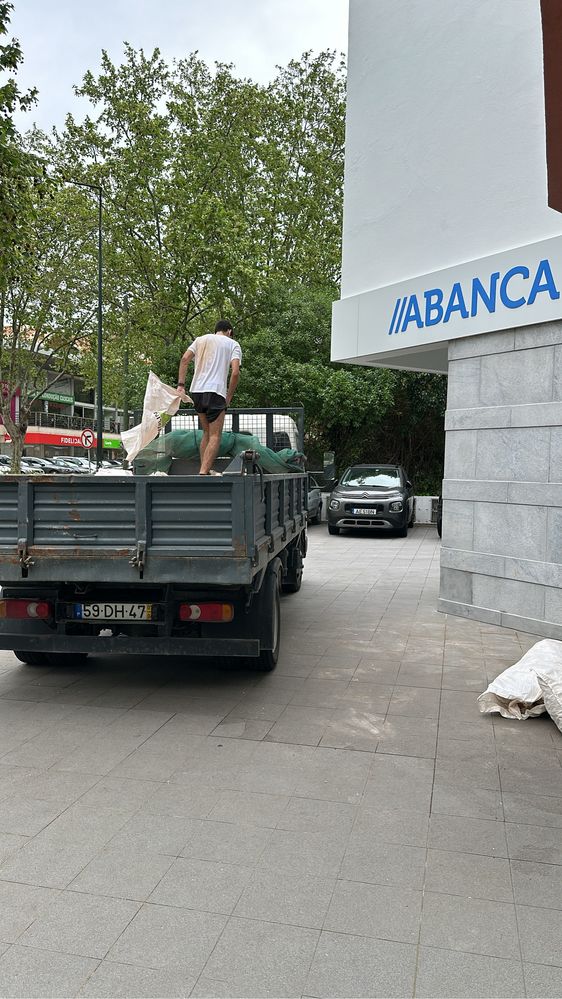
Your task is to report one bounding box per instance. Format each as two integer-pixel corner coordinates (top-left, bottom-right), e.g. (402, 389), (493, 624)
(236, 284), (447, 492)
(48, 46), (345, 385)
(0, 180), (97, 469)
(0, 1), (43, 288)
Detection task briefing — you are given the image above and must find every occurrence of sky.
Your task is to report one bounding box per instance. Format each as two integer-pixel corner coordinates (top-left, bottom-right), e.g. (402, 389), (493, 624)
(10, 0), (349, 133)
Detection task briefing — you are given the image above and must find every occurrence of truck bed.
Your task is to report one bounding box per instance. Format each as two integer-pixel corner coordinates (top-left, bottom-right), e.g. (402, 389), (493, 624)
(0, 472), (307, 585)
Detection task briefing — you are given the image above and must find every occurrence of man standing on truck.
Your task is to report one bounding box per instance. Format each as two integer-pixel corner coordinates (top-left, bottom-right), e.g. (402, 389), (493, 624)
(176, 320), (242, 475)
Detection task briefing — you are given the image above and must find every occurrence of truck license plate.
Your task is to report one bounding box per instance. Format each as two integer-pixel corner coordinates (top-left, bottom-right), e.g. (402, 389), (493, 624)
(74, 603), (152, 621)
(352, 507), (375, 515)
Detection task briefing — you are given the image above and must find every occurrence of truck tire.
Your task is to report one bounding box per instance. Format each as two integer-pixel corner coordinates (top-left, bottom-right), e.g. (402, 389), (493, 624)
(256, 562), (282, 672)
(282, 547), (303, 593)
(14, 650), (49, 666)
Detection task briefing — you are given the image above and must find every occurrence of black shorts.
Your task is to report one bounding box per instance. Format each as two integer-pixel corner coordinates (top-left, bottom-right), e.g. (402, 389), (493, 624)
(191, 392), (227, 424)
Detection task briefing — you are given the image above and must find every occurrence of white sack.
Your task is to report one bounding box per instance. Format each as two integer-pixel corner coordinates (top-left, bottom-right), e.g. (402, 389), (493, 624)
(478, 639), (562, 725)
(121, 372), (191, 462)
(93, 467), (133, 476)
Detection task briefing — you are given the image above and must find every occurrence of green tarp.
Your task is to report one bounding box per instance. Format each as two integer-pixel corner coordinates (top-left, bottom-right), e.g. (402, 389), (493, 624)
(134, 429), (305, 475)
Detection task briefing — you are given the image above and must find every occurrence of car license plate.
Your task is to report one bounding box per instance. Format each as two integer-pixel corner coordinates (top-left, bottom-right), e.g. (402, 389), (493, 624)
(73, 603), (152, 621)
(352, 507), (375, 515)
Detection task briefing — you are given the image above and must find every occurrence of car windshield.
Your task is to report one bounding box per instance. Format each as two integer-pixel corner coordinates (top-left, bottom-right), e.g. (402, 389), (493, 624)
(341, 467), (401, 489)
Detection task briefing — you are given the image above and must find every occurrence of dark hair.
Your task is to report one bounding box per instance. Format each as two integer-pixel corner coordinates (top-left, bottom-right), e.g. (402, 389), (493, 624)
(215, 319), (233, 334)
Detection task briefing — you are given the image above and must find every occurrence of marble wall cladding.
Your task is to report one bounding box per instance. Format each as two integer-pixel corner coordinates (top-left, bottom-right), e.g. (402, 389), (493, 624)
(440, 321), (562, 640)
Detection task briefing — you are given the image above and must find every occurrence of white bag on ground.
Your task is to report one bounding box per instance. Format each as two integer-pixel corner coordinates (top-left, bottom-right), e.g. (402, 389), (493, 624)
(121, 372), (191, 462)
(478, 639), (562, 727)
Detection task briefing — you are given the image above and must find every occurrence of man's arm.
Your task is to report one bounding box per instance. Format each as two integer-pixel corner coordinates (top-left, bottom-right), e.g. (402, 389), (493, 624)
(226, 359), (240, 405)
(177, 347), (195, 390)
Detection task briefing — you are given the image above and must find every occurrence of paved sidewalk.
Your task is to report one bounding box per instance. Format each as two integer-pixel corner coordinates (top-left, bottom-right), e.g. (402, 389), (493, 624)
(0, 525), (559, 998)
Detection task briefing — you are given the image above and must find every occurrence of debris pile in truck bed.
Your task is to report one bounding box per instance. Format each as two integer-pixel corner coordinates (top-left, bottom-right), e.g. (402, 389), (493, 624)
(133, 429), (305, 475)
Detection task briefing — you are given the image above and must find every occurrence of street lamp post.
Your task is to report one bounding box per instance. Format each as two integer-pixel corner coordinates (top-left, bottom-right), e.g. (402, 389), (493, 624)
(95, 185), (103, 469)
(65, 179), (104, 468)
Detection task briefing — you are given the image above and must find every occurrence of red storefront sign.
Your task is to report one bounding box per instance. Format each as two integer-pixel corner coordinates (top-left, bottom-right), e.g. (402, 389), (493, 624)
(25, 430), (88, 447)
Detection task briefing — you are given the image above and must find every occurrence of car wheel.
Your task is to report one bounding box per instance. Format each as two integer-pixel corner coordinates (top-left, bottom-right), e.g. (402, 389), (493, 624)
(408, 501), (416, 528)
(328, 525), (340, 536)
(14, 650), (49, 666)
(397, 523), (408, 538)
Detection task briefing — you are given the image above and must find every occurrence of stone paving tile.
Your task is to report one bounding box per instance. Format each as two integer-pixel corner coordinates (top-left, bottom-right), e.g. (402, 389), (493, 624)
(208, 789), (290, 827)
(324, 878), (422, 943)
(68, 845), (174, 901)
(0, 944), (98, 998)
(107, 903), (227, 975)
(150, 857), (253, 913)
(430, 783), (504, 821)
(506, 821), (562, 864)
(428, 813), (509, 857)
(414, 946), (525, 998)
(0, 527), (556, 997)
(305, 929), (417, 998)
(180, 818), (272, 866)
(79, 961), (196, 998)
(511, 859), (562, 909)
(420, 892), (520, 959)
(524, 962), (562, 998)
(18, 890), (140, 958)
(425, 848), (514, 902)
(233, 867), (334, 928)
(0, 881), (58, 944)
(202, 917), (319, 995)
(516, 904), (562, 966)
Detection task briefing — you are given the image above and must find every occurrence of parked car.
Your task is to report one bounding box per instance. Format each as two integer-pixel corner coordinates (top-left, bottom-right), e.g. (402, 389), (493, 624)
(327, 464), (415, 537)
(59, 456), (93, 472)
(49, 457), (88, 473)
(307, 475), (323, 524)
(21, 457), (67, 475)
(0, 455), (40, 474)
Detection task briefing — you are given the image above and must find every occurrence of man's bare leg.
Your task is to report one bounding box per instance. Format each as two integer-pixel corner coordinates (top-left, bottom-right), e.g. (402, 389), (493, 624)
(198, 415), (210, 469)
(200, 411), (226, 474)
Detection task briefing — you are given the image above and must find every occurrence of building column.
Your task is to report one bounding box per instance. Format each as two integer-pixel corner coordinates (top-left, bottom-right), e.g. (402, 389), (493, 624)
(439, 320), (562, 639)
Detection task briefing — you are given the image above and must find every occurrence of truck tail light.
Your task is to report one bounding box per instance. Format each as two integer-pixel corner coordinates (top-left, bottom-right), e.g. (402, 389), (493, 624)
(178, 602), (234, 623)
(0, 599), (52, 620)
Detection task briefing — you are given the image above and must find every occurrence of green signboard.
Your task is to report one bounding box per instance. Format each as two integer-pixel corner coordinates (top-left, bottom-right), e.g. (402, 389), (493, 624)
(40, 390), (74, 404)
(102, 436), (122, 449)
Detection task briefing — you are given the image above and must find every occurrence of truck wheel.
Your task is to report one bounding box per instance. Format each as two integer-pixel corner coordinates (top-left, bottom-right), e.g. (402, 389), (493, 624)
(256, 564), (281, 672)
(328, 525), (340, 536)
(14, 650), (49, 666)
(282, 548), (303, 593)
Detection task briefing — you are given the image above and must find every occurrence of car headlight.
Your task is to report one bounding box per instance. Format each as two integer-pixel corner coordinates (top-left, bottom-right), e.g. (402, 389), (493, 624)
(389, 501), (403, 512)
(329, 499), (340, 511)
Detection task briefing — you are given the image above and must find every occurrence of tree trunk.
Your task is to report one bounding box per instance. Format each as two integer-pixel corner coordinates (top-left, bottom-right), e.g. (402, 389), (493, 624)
(2, 411), (26, 474)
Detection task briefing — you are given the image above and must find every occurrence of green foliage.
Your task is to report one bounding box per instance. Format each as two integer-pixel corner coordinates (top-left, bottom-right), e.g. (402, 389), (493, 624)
(0, 2), (46, 290)
(48, 46), (345, 386)
(236, 284), (446, 493)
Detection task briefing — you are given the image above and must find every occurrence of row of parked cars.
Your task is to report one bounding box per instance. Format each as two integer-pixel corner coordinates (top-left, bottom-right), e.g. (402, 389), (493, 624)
(0, 455), (122, 475)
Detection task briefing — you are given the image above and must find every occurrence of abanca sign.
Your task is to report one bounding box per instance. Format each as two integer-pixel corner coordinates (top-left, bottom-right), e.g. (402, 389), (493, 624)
(387, 258), (560, 337)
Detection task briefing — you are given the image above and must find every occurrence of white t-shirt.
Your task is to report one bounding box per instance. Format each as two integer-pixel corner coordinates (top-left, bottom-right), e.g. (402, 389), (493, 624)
(189, 334), (242, 399)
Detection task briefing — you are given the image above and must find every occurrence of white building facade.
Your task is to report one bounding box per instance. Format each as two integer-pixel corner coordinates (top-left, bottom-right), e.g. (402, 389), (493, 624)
(333, 0), (562, 639)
